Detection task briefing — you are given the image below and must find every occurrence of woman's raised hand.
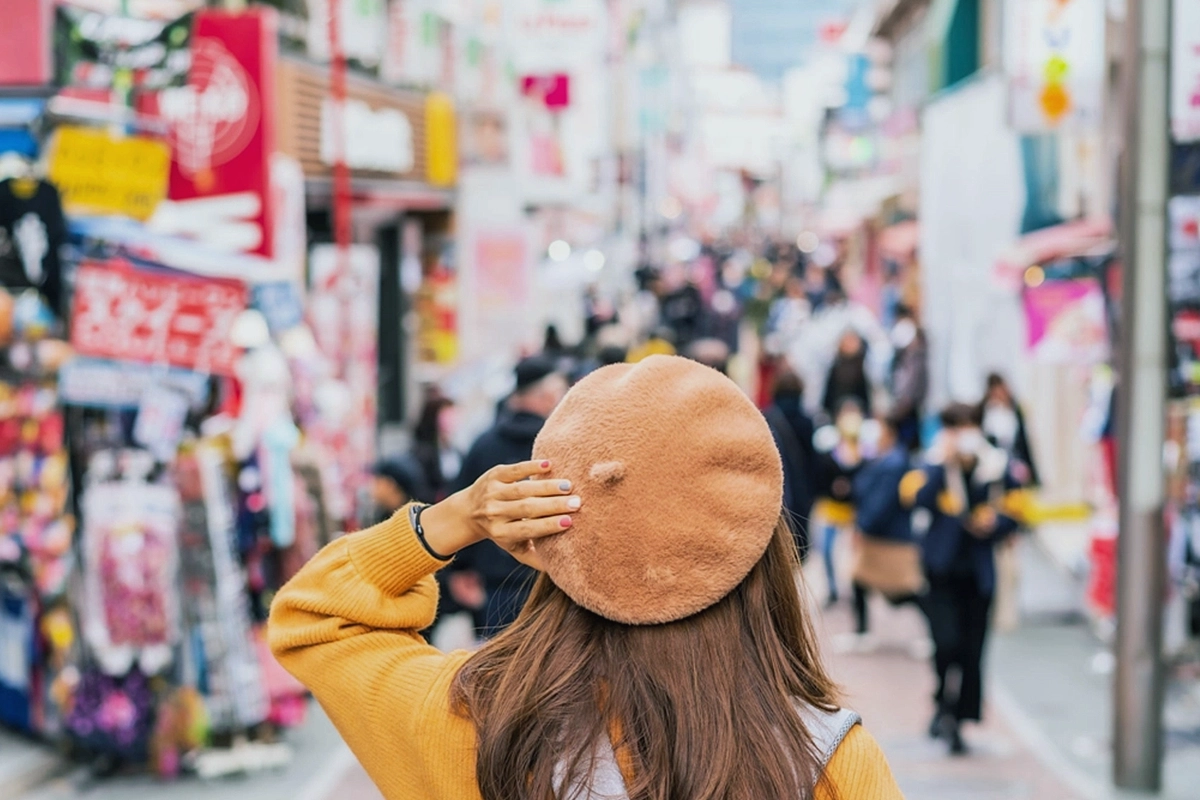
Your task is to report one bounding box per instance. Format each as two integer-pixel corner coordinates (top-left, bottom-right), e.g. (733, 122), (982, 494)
(420, 461), (581, 570)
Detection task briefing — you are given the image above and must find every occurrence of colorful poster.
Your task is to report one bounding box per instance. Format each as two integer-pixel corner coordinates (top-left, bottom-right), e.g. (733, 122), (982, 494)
(474, 231), (530, 309)
(1172, 0), (1200, 143)
(46, 127), (170, 221)
(142, 8), (277, 257)
(1004, 0), (1105, 132)
(1022, 278), (1108, 364)
(415, 267), (458, 365)
(69, 259), (248, 376)
(1170, 195), (1200, 252)
(53, 7), (191, 94)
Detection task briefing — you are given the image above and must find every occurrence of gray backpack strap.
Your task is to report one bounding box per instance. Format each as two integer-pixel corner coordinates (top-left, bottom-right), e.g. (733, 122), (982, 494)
(797, 705), (862, 770)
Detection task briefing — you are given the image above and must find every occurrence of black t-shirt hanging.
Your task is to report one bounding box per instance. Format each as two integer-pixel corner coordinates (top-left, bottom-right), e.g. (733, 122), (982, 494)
(0, 178), (67, 317)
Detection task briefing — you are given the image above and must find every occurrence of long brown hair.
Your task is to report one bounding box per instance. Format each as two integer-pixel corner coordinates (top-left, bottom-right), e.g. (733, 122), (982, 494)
(452, 517), (841, 800)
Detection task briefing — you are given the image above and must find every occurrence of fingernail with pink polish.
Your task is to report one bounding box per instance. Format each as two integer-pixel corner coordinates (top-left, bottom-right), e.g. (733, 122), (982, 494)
(559, 516), (573, 528)
(540, 460), (551, 469)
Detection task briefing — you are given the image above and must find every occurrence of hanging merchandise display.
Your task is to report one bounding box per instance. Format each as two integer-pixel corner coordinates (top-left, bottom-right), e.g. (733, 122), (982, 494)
(0, 175), (69, 317)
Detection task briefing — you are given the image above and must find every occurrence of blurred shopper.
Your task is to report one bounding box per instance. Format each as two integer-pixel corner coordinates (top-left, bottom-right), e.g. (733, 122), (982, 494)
(270, 356), (904, 800)
(627, 326), (677, 363)
(980, 372), (1040, 487)
(850, 418), (922, 639)
(371, 458), (430, 524)
(411, 390), (460, 502)
(659, 275), (704, 347)
(764, 369), (818, 559)
(813, 398), (867, 605)
(902, 403), (1022, 755)
(451, 356), (568, 636)
(888, 307), (929, 453)
(823, 330), (873, 418)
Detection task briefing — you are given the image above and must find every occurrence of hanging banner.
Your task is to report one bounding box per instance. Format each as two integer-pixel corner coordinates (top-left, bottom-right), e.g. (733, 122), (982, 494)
(69, 259), (248, 376)
(1003, 0), (1105, 132)
(143, 8), (277, 257)
(1172, 0), (1200, 142)
(46, 127), (170, 221)
(415, 266), (458, 365)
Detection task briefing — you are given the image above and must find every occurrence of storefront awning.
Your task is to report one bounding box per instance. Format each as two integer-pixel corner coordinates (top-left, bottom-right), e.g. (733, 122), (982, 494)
(993, 217), (1115, 290)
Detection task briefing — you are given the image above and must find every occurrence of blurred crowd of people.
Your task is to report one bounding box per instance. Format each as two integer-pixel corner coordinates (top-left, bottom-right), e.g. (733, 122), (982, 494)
(366, 237), (1044, 757)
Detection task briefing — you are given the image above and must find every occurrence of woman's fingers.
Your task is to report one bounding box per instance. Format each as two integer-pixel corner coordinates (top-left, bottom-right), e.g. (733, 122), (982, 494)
(494, 494), (581, 524)
(499, 515), (574, 542)
(490, 460), (552, 484)
(494, 477), (572, 501)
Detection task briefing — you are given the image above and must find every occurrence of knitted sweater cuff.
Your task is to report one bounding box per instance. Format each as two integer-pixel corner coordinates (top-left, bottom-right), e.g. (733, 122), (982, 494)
(348, 503), (451, 597)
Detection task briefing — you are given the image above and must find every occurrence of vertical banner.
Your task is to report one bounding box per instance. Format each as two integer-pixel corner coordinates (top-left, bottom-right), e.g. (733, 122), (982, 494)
(148, 8), (278, 257)
(1172, 0), (1200, 143)
(1004, 0), (1105, 132)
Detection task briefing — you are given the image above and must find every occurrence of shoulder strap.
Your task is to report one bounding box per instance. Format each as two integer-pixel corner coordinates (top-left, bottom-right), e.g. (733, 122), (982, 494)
(797, 706), (862, 770)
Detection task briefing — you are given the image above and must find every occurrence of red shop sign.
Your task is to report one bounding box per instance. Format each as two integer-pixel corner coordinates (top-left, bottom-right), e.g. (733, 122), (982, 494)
(140, 8), (278, 258)
(70, 259), (248, 376)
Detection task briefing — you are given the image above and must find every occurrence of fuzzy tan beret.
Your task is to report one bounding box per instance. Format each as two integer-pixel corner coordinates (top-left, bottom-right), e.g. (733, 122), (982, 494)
(531, 355), (783, 625)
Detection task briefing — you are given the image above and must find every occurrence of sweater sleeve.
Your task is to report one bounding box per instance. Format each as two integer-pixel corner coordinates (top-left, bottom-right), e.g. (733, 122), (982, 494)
(268, 506), (481, 800)
(819, 725), (905, 799)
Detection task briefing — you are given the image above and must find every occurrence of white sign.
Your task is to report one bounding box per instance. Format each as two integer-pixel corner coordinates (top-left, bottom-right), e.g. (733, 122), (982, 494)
(320, 99), (414, 174)
(1004, 0), (1105, 132)
(1172, 0), (1200, 142)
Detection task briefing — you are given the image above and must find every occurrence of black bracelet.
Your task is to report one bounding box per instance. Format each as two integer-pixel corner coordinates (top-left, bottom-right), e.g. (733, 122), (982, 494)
(410, 504), (453, 561)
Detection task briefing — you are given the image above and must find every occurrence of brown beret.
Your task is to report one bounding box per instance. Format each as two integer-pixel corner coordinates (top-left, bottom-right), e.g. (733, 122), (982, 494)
(531, 355), (783, 625)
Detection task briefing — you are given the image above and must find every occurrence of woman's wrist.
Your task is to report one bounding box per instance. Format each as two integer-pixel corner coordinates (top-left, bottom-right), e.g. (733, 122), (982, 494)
(417, 493), (483, 557)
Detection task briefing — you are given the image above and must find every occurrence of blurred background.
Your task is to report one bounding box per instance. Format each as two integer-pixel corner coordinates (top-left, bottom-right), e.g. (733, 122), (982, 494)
(0, 0), (1197, 798)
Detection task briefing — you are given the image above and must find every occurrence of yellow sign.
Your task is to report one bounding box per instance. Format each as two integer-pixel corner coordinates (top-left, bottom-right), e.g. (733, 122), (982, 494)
(47, 127), (170, 221)
(425, 92), (458, 187)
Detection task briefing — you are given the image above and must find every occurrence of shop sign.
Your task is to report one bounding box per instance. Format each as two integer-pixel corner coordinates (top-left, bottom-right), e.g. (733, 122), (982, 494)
(0, 1), (53, 87)
(1172, 0), (1200, 142)
(1003, 0), (1105, 132)
(508, 0), (605, 60)
(69, 259), (248, 377)
(1170, 195), (1200, 252)
(145, 8), (277, 258)
(59, 358), (210, 410)
(46, 126), (170, 221)
(54, 6), (192, 93)
(415, 267), (458, 365)
(320, 98), (414, 174)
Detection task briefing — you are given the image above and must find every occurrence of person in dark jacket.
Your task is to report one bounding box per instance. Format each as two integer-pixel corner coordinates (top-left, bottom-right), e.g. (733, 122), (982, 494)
(764, 369), (818, 560)
(850, 418), (916, 636)
(888, 307), (928, 453)
(450, 355), (568, 637)
(901, 403), (1022, 755)
(979, 372), (1040, 486)
(813, 398), (867, 605)
(823, 330), (872, 418)
(411, 390), (459, 502)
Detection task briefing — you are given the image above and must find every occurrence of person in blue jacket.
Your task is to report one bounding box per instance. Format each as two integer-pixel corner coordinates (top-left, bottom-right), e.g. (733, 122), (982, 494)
(900, 403), (1023, 756)
(851, 417), (917, 636)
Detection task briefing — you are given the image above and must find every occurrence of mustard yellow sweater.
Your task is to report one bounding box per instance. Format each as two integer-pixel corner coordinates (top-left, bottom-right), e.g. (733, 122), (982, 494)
(268, 511), (906, 800)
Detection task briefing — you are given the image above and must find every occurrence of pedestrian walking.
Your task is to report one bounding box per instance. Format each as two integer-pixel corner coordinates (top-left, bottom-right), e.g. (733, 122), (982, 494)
(979, 372), (1040, 487)
(370, 457), (430, 524)
(814, 398), (867, 605)
(411, 389), (460, 502)
(888, 307), (928, 453)
(270, 355), (903, 800)
(823, 330), (873, 418)
(449, 355), (568, 637)
(901, 403), (1023, 755)
(764, 369), (818, 560)
(849, 417), (923, 639)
